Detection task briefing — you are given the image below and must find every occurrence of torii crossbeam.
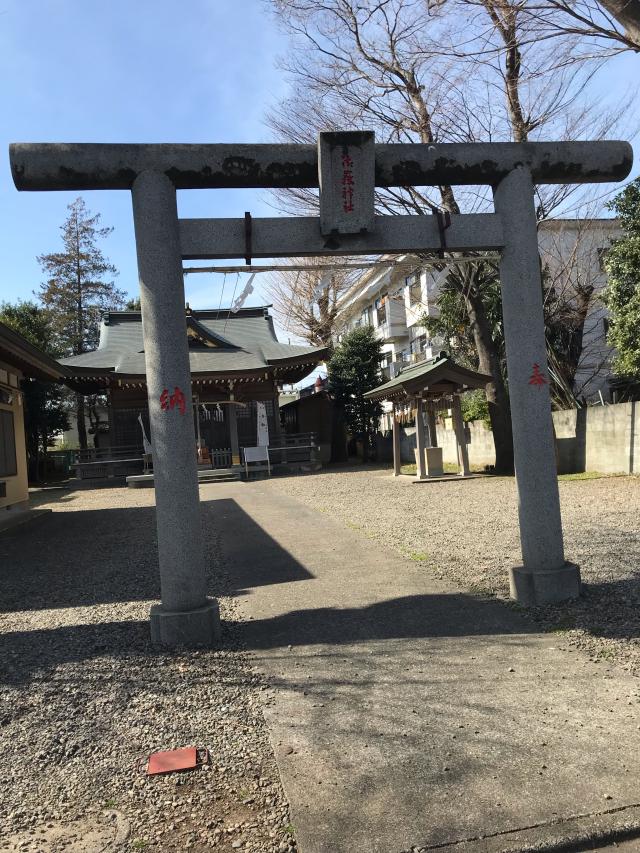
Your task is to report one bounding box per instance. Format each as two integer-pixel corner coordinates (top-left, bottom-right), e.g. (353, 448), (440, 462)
(9, 134), (632, 646)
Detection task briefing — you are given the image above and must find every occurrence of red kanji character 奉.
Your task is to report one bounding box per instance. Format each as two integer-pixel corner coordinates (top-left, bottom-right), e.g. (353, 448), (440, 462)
(170, 386), (186, 415)
(341, 153), (353, 169)
(529, 363), (548, 386)
(159, 388), (170, 411)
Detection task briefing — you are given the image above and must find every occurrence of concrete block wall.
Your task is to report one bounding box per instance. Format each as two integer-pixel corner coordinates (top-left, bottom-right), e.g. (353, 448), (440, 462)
(437, 420), (495, 468)
(398, 421), (495, 469)
(552, 401), (639, 474)
(395, 401), (639, 474)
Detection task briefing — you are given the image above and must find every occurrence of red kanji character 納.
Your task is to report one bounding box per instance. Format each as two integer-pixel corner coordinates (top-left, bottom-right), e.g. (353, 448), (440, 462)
(170, 386), (186, 415)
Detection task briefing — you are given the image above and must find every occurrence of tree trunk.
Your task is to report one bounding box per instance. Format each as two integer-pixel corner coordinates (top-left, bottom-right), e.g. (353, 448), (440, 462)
(464, 288), (514, 474)
(599, 0), (640, 46)
(40, 429), (49, 483)
(76, 393), (88, 450)
(26, 432), (39, 483)
(361, 430), (370, 462)
(360, 403), (370, 462)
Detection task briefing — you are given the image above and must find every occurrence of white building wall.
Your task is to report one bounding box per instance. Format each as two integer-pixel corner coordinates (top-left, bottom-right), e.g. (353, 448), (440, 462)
(537, 219), (620, 401)
(335, 220), (620, 402)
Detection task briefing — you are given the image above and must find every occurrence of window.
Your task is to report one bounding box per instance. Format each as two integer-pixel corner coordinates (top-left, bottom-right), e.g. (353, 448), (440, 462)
(362, 306), (372, 326)
(0, 409), (17, 477)
(406, 273), (422, 306)
(597, 247), (609, 272)
(375, 294), (388, 326)
(411, 335), (426, 355)
(379, 354), (391, 381)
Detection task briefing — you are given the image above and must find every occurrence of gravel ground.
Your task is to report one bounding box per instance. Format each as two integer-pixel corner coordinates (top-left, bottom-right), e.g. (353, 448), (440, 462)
(266, 466), (640, 675)
(2, 471), (638, 851)
(0, 485), (296, 853)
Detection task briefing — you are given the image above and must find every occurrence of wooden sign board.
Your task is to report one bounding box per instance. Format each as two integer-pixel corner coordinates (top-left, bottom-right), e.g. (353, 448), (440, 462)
(318, 131), (375, 236)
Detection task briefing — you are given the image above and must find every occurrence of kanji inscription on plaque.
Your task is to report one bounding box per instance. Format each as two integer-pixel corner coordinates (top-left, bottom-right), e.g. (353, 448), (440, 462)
(318, 131), (375, 236)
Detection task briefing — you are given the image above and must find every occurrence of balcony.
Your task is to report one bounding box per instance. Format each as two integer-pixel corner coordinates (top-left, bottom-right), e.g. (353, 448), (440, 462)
(375, 298), (408, 343)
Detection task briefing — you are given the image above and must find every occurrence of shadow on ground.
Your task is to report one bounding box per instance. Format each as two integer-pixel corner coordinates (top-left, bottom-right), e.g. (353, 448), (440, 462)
(3, 489), (636, 693)
(0, 498), (313, 612)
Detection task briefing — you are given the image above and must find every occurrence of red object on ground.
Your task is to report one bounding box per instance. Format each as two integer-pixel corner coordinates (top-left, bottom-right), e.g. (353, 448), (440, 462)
(147, 747), (199, 775)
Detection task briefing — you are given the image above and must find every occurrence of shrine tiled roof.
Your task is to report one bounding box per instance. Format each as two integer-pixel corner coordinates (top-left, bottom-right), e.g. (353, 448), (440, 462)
(61, 307), (327, 384)
(364, 353), (490, 401)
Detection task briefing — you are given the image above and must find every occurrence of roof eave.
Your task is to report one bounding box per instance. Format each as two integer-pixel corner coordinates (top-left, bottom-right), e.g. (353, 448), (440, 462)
(0, 323), (67, 381)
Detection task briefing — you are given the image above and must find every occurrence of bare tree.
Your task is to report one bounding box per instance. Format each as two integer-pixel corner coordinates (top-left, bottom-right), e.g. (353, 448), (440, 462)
(518, 0), (640, 52)
(539, 217), (620, 406)
(267, 261), (356, 348)
(266, 0), (628, 471)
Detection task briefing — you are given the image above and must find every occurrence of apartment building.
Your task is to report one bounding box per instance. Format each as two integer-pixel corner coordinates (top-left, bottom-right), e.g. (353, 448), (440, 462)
(335, 219), (621, 408)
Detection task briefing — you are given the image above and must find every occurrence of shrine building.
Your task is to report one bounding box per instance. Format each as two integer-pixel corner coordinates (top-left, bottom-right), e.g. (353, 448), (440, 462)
(61, 306), (327, 466)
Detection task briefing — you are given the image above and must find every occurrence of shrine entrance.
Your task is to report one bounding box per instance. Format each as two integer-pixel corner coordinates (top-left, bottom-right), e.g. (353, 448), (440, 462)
(10, 133), (632, 646)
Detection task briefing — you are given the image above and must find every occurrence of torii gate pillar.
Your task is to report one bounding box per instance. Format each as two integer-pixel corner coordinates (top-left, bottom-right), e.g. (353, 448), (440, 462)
(132, 170), (220, 646)
(494, 166), (580, 604)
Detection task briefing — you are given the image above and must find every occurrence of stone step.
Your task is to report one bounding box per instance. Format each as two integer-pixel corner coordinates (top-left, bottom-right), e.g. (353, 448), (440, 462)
(198, 470), (239, 482)
(127, 469), (240, 488)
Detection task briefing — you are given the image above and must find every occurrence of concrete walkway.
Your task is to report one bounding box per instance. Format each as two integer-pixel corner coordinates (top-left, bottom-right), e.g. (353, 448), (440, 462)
(204, 480), (640, 853)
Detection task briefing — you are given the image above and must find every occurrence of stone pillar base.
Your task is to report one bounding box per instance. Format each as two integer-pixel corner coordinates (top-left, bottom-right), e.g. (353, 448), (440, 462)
(150, 598), (221, 647)
(509, 562), (581, 606)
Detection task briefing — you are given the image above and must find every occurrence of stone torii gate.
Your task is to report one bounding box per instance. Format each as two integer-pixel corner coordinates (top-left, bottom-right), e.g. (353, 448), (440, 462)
(9, 134), (632, 646)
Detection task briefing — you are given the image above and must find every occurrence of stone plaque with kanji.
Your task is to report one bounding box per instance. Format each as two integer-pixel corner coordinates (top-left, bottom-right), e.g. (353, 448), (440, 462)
(318, 131), (375, 236)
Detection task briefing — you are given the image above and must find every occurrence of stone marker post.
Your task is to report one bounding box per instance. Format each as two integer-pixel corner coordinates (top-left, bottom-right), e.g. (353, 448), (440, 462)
(493, 166), (581, 605)
(132, 170), (220, 646)
(392, 405), (402, 476)
(227, 402), (241, 467)
(426, 406), (438, 448)
(451, 396), (471, 476)
(414, 398), (427, 480)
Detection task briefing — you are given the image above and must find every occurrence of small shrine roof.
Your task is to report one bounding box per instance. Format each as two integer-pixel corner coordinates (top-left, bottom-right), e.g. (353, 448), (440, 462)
(364, 353), (490, 402)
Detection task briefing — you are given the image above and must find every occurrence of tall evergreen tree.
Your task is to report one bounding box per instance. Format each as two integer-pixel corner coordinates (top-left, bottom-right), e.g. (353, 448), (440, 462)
(0, 301), (70, 481)
(37, 198), (124, 448)
(602, 178), (640, 382)
(328, 326), (383, 462)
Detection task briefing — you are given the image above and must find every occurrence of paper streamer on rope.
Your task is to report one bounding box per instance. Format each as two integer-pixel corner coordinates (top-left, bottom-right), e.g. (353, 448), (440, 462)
(309, 270), (331, 309)
(231, 273), (256, 313)
(138, 413), (152, 455)
(256, 401), (269, 447)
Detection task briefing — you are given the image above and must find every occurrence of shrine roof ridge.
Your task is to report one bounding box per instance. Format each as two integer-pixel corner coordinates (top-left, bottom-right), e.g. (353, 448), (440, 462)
(59, 307), (327, 386)
(102, 305), (273, 323)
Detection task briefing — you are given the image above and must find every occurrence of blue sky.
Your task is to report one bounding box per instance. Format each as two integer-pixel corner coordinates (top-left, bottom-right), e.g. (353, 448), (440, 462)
(0, 0), (291, 317)
(1, 0), (639, 337)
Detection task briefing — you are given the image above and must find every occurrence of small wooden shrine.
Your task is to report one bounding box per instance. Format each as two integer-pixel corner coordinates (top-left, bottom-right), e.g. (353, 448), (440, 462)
(365, 353), (491, 479)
